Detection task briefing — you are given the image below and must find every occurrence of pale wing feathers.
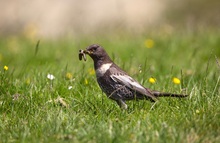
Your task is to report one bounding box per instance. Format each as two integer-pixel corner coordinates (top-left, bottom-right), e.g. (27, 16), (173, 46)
(110, 73), (156, 99)
(111, 74), (144, 91)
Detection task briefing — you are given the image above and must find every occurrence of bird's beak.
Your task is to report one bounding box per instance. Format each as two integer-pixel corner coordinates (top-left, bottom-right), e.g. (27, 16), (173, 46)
(78, 49), (93, 61)
(84, 49), (92, 55)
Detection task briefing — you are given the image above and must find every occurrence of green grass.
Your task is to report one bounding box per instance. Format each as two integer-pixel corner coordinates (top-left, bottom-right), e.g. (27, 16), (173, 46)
(0, 31), (219, 143)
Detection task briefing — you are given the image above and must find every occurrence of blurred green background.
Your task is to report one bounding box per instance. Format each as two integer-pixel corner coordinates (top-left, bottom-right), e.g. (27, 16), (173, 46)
(0, 0), (219, 76)
(0, 0), (219, 38)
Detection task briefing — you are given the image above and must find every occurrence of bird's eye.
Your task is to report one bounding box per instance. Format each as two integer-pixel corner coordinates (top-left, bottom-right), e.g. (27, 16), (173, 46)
(92, 47), (97, 51)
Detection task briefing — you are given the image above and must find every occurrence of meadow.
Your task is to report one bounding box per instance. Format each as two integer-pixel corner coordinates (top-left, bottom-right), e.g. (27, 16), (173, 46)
(0, 30), (219, 143)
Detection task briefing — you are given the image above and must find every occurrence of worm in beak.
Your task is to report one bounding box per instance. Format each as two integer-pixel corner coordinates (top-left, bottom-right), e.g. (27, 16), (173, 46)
(79, 49), (87, 61)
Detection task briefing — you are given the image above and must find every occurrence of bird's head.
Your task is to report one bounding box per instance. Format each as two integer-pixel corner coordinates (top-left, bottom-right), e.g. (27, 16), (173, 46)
(84, 44), (110, 62)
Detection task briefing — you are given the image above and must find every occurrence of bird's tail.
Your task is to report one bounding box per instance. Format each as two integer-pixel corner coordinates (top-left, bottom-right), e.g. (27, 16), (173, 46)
(152, 90), (188, 98)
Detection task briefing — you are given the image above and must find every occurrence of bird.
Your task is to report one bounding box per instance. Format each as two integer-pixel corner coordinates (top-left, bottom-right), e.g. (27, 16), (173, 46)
(80, 44), (187, 109)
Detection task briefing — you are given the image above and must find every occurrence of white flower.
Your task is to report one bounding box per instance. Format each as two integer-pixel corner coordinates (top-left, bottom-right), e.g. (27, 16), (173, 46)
(47, 74), (55, 80)
(68, 86), (73, 90)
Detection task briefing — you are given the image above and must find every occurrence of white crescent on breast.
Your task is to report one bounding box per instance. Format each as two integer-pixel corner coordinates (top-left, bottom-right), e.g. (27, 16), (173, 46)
(96, 63), (112, 77)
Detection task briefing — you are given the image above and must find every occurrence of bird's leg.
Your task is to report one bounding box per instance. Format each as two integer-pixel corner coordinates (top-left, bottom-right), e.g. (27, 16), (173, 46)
(116, 99), (128, 109)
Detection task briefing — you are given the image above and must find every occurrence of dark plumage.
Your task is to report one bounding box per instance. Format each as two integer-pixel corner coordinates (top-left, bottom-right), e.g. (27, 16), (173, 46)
(81, 44), (187, 109)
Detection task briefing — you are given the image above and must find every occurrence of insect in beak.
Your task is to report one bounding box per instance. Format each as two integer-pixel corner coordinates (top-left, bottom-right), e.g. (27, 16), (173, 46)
(79, 49), (87, 61)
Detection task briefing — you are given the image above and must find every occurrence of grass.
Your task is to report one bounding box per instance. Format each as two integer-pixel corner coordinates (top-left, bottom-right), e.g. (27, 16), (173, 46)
(0, 30), (219, 143)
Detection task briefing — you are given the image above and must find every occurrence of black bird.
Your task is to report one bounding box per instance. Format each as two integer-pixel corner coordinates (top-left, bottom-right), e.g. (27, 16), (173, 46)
(80, 44), (187, 109)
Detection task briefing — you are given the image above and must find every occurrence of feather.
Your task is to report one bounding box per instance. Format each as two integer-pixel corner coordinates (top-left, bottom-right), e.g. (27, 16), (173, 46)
(110, 71), (156, 101)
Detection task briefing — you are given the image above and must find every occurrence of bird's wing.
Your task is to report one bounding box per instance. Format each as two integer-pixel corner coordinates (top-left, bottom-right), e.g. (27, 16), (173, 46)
(109, 68), (156, 100)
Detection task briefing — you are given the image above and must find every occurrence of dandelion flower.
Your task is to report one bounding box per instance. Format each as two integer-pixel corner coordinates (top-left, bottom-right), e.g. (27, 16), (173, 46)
(7, 37), (19, 53)
(149, 77), (156, 84)
(144, 39), (154, 48)
(65, 72), (73, 80)
(4, 66), (8, 71)
(84, 79), (88, 85)
(47, 74), (55, 80)
(196, 109), (200, 114)
(26, 78), (31, 85)
(88, 68), (95, 75)
(23, 23), (38, 40)
(172, 77), (180, 84)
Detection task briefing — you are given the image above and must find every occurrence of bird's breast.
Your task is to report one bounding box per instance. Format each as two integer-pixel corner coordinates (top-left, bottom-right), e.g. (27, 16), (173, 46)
(95, 63), (112, 78)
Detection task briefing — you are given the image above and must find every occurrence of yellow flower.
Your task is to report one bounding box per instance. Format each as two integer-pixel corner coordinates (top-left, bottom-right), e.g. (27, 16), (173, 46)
(84, 79), (88, 85)
(4, 66), (8, 71)
(149, 77), (156, 84)
(26, 78), (31, 85)
(23, 23), (38, 41)
(172, 77), (180, 84)
(65, 72), (73, 80)
(7, 36), (19, 53)
(196, 109), (200, 114)
(144, 39), (154, 48)
(88, 68), (95, 75)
